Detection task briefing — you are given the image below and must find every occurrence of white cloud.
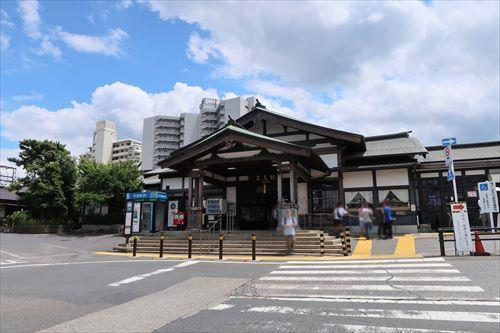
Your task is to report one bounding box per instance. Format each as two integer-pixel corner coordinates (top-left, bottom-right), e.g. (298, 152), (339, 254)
(1, 9), (15, 28)
(18, 0), (41, 39)
(1, 82), (221, 156)
(37, 35), (62, 58)
(58, 28), (128, 56)
(145, 1), (499, 144)
(12, 91), (44, 102)
(0, 34), (10, 50)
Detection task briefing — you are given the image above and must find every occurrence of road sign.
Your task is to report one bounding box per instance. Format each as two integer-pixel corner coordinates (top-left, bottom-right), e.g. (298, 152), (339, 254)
(447, 167), (455, 181)
(444, 145), (453, 167)
(442, 137), (457, 146)
(478, 181), (499, 213)
(450, 202), (473, 253)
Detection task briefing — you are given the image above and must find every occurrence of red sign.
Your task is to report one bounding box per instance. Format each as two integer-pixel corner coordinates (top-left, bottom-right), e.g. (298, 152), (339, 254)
(452, 203), (465, 211)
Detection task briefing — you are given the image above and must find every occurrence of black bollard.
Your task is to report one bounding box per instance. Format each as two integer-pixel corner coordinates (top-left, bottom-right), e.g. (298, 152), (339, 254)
(320, 229), (325, 257)
(438, 231), (445, 256)
(219, 233), (224, 260)
(252, 233), (256, 261)
(132, 235), (137, 257)
(159, 233), (164, 258)
(188, 234), (193, 259)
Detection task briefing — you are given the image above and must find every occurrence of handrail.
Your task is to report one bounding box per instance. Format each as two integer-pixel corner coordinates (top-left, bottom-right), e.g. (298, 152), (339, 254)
(207, 218), (222, 253)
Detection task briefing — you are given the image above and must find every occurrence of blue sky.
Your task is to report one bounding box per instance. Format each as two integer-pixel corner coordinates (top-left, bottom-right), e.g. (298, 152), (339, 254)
(1, 1), (499, 167)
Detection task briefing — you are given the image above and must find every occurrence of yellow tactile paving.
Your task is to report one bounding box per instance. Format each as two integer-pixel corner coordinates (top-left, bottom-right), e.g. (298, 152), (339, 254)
(393, 234), (418, 257)
(351, 238), (372, 256)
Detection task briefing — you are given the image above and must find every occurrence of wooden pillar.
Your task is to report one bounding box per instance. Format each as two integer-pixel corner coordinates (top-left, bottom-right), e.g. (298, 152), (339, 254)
(277, 165), (283, 204)
(187, 170), (204, 229)
(187, 177), (193, 209)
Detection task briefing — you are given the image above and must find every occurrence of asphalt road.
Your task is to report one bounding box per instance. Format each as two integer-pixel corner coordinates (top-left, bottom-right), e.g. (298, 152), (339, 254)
(1, 233), (499, 333)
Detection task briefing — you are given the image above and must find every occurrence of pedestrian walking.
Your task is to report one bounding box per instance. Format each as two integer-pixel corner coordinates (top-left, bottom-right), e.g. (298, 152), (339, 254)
(281, 209), (298, 254)
(358, 203), (374, 239)
(383, 200), (393, 239)
(333, 202), (348, 237)
(374, 203), (385, 238)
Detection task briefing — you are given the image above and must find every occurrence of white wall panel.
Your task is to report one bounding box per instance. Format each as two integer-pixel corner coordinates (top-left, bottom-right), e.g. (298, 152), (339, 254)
(320, 153), (338, 168)
(376, 169), (409, 186)
(343, 171), (373, 188)
(162, 177), (183, 190)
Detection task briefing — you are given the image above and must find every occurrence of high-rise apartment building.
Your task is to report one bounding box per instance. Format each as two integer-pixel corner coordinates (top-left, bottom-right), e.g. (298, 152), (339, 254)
(83, 120), (142, 165)
(141, 96), (255, 171)
(90, 120), (118, 163)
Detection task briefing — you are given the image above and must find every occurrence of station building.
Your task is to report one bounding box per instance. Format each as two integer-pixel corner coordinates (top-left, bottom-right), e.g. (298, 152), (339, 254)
(142, 106), (500, 233)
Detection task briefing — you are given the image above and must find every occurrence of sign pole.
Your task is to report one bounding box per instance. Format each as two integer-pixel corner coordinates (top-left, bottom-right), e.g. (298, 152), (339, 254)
(451, 164), (458, 202)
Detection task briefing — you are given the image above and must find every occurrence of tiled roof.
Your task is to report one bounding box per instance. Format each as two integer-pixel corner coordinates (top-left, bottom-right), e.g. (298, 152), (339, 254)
(0, 189), (21, 202)
(364, 136), (427, 157)
(418, 144), (500, 163)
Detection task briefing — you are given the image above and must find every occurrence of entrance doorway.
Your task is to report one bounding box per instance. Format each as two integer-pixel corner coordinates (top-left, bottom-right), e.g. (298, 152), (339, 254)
(237, 178), (277, 230)
(141, 202), (154, 232)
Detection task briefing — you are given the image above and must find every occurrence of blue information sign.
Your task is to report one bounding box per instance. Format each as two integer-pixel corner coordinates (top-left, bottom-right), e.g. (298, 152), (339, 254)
(442, 138), (457, 146)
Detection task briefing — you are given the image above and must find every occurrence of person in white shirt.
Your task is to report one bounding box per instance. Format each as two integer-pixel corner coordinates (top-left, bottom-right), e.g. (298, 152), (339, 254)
(281, 209), (298, 254)
(358, 203), (374, 240)
(333, 203), (349, 237)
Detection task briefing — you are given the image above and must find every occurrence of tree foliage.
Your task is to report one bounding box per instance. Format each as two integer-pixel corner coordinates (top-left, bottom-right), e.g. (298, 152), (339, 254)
(76, 159), (142, 216)
(8, 139), (77, 219)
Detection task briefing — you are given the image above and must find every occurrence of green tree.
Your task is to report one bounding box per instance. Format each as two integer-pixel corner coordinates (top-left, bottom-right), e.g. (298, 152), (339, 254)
(8, 139), (77, 220)
(76, 160), (142, 221)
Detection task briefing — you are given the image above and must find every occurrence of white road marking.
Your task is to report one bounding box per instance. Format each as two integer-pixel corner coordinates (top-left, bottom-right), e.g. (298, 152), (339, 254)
(322, 323), (473, 333)
(0, 259), (183, 270)
(108, 268), (174, 286)
(254, 283), (484, 292)
(271, 269), (461, 275)
(261, 276), (471, 282)
(209, 304), (234, 311)
(24, 253), (79, 259)
(286, 258), (445, 264)
(0, 249), (24, 258)
(173, 260), (200, 268)
(246, 306), (500, 323)
(0, 259), (28, 265)
(234, 295), (499, 306)
(88, 234), (118, 240)
(281, 263), (452, 269)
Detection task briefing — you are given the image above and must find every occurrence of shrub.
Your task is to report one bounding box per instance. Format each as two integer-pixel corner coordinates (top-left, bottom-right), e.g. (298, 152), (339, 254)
(4, 210), (32, 226)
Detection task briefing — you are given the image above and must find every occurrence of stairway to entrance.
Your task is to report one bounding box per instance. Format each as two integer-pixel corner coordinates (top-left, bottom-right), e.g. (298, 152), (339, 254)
(114, 230), (346, 256)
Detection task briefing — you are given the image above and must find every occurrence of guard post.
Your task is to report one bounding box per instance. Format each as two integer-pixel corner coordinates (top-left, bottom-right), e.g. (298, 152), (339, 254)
(438, 231), (446, 256)
(132, 235), (138, 257)
(320, 229), (325, 257)
(219, 233), (224, 260)
(159, 232), (164, 258)
(188, 234), (193, 259)
(252, 233), (256, 260)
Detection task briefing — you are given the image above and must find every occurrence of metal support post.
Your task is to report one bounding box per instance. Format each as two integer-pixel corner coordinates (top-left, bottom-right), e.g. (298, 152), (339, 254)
(438, 231), (446, 256)
(188, 234), (193, 259)
(252, 233), (256, 261)
(159, 233), (164, 258)
(219, 233), (224, 260)
(132, 235), (137, 257)
(320, 229), (325, 257)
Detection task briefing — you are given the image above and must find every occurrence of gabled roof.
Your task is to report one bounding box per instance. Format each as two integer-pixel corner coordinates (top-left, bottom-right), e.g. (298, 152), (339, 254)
(0, 188), (21, 202)
(237, 107), (365, 148)
(418, 141), (500, 163)
(160, 124), (329, 171)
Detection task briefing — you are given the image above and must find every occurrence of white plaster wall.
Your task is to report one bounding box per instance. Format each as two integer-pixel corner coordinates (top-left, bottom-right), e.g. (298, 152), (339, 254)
(465, 169), (485, 175)
(343, 171), (373, 188)
(376, 169), (409, 186)
(419, 172), (439, 178)
(298, 183), (308, 214)
(162, 177), (183, 190)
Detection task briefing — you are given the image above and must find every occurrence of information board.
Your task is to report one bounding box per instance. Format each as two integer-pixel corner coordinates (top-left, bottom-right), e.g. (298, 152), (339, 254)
(450, 202), (473, 254)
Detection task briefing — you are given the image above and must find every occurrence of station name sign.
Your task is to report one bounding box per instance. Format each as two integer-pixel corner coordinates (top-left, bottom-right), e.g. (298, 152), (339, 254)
(126, 191), (168, 202)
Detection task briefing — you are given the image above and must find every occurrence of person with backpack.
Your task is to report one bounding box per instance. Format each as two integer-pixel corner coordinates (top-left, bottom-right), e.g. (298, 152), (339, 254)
(281, 209), (298, 254)
(383, 200), (394, 239)
(374, 202), (386, 239)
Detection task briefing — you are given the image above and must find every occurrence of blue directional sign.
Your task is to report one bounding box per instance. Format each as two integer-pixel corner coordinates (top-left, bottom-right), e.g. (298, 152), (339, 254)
(442, 137), (457, 146)
(447, 167), (455, 181)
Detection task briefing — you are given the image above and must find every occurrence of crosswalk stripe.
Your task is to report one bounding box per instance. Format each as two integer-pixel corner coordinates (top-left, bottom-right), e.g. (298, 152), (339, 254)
(287, 258), (445, 264)
(246, 305), (500, 323)
(322, 323), (473, 333)
(0, 260), (28, 265)
(254, 283), (484, 292)
(261, 276), (471, 282)
(280, 263), (452, 269)
(271, 269), (461, 274)
(231, 296), (499, 306)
